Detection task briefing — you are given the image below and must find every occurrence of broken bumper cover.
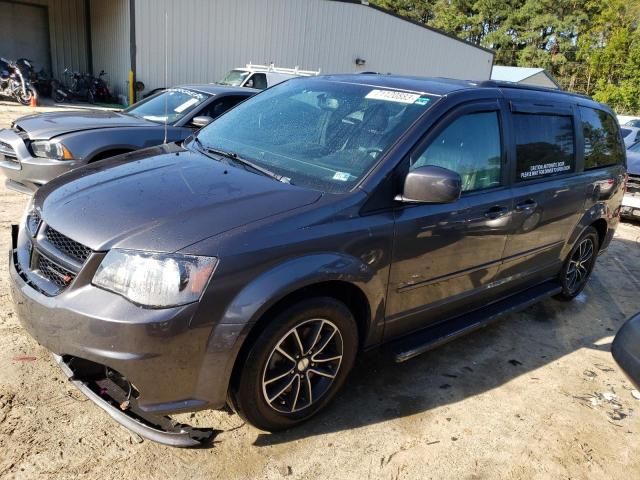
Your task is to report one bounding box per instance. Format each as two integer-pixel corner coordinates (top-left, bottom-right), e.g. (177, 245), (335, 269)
(621, 193), (640, 218)
(9, 224), (246, 444)
(54, 354), (218, 447)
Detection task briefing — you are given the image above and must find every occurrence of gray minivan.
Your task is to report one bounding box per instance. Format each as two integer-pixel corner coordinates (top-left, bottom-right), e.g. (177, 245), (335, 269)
(9, 75), (626, 446)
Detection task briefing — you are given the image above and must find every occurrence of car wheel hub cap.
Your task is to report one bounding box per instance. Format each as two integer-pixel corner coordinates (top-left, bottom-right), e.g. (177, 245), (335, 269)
(262, 318), (343, 414)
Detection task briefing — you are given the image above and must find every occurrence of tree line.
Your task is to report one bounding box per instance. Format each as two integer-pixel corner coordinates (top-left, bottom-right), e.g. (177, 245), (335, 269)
(371, 0), (640, 114)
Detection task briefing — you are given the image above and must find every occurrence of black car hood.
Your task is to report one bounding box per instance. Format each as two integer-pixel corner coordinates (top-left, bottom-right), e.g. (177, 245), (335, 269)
(35, 144), (322, 252)
(15, 110), (154, 140)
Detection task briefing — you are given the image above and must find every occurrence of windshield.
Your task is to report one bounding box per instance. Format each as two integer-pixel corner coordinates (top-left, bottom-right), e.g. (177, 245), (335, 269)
(125, 88), (208, 124)
(218, 69), (250, 87)
(195, 79), (437, 192)
(629, 142), (640, 153)
(625, 119), (640, 128)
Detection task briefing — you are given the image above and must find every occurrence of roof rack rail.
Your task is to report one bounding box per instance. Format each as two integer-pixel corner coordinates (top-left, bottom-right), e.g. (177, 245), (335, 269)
(245, 62), (321, 76)
(477, 80), (592, 99)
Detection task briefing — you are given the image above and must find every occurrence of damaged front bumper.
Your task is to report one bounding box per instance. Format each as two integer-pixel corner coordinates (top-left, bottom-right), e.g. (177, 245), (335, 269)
(54, 354), (218, 447)
(9, 223), (245, 446)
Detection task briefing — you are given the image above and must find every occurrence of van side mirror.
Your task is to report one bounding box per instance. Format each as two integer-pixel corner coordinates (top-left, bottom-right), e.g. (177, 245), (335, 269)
(395, 165), (462, 204)
(191, 116), (214, 128)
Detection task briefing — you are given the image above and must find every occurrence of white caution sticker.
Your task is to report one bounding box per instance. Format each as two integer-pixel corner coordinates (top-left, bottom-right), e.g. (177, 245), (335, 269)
(365, 89), (422, 104)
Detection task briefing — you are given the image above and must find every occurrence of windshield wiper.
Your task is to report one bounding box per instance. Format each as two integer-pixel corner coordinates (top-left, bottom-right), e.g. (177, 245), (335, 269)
(194, 138), (290, 183)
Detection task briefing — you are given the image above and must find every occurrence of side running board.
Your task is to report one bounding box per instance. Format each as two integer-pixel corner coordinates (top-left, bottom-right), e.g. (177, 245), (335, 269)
(390, 281), (562, 363)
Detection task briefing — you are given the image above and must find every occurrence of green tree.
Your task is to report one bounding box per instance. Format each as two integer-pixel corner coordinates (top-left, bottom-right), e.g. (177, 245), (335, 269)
(372, 0), (640, 113)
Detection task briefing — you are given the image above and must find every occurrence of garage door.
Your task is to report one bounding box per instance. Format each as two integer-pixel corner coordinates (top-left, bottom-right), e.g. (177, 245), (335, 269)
(0, 1), (51, 75)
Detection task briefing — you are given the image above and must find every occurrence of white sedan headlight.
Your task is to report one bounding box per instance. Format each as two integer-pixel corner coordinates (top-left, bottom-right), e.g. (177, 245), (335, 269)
(92, 249), (218, 308)
(31, 140), (73, 160)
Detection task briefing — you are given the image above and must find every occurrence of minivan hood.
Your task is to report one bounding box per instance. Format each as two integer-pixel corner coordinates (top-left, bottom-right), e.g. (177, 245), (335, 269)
(35, 144), (322, 252)
(14, 110), (153, 140)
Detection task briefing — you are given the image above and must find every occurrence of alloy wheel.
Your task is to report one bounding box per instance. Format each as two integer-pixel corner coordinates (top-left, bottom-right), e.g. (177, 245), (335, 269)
(566, 238), (595, 294)
(262, 318), (343, 414)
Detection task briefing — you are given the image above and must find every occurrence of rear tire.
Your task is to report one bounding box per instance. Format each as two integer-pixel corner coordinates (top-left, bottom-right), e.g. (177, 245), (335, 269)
(555, 226), (599, 301)
(231, 297), (358, 432)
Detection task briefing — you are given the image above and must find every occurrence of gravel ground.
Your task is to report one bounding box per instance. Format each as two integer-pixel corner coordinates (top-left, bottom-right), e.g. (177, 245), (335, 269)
(0, 102), (639, 479)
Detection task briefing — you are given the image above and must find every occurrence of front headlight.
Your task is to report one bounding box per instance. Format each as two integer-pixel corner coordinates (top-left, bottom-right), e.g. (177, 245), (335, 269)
(92, 249), (218, 308)
(31, 140), (73, 160)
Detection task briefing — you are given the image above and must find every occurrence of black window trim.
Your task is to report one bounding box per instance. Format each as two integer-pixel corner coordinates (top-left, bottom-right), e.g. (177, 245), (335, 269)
(405, 99), (509, 197)
(577, 105), (626, 171)
(507, 102), (580, 185)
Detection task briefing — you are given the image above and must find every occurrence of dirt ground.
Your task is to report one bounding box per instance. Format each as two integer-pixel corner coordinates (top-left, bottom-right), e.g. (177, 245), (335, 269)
(0, 101), (639, 480)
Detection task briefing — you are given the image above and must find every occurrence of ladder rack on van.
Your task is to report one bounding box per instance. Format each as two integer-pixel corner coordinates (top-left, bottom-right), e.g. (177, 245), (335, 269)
(245, 63), (320, 76)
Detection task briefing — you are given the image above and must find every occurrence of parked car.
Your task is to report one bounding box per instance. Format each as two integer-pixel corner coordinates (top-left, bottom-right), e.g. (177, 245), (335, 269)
(10, 75), (625, 446)
(621, 126), (640, 147)
(0, 85), (256, 193)
(612, 312), (640, 388)
(217, 63), (320, 90)
(621, 141), (640, 219)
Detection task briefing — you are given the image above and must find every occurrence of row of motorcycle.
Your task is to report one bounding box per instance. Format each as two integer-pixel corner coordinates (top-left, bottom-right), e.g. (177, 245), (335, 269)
(0, 57), (113, 105)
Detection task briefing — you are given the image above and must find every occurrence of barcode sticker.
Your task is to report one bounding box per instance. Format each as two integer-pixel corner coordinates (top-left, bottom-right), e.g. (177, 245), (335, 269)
(365, 89), (421, 104)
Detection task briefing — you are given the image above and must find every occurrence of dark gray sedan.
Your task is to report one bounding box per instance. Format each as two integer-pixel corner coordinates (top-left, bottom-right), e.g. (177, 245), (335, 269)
(0, 85), (256, 193)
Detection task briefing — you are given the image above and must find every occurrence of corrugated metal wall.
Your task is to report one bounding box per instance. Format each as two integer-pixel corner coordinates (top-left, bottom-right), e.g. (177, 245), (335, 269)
(134, 0), (494, 93)
(90, 0), (130, 99)
(30, 0), (89, 80)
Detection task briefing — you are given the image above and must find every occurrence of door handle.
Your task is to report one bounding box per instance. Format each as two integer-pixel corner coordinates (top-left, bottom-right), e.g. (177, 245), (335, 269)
(483, 206), (510, 219)
(515, 199), (538, 212)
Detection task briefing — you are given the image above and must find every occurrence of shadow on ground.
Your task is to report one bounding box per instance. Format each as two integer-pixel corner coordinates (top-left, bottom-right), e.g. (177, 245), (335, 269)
(250, 235), (639, 447)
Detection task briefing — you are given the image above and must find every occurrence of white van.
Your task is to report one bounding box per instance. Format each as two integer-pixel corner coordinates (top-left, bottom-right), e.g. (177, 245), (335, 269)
(217, 63), (320, 90)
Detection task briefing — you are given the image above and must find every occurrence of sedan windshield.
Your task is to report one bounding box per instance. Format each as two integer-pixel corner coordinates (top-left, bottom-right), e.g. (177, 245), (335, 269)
(125, 88), (209, 124)
(218, 70), (250, 87)
(195, 79), (437, 192)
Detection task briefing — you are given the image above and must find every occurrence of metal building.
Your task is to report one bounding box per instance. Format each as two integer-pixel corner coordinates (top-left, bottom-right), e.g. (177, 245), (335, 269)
(1, 0), (494, 104)
(491, 66), (560, 90)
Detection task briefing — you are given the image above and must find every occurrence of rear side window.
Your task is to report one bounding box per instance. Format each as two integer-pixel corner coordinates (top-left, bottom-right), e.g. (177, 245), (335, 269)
(514, 113), (575, 181)
(411, 111), (502, 192)
(581, 107), (625, 169)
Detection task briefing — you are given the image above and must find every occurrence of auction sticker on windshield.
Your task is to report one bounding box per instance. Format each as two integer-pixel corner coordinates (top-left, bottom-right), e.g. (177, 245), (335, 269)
(365, 89), (422, 104)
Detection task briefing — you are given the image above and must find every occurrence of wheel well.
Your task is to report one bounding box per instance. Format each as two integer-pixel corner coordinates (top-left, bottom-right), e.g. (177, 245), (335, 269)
(89, 149), (133, 162)
(590, 218), (608, 248)
(228, 281), (371, 390)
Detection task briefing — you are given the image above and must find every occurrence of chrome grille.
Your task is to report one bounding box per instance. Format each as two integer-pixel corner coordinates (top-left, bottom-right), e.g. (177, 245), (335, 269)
(36, 255), (75, 288)
(45, 227), (92, 263)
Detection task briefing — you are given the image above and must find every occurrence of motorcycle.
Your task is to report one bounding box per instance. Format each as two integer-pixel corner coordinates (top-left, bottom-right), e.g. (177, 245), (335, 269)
(91, 70), (113, 103)
(0, 57), (38, 105)
(53, 68), (112, 103)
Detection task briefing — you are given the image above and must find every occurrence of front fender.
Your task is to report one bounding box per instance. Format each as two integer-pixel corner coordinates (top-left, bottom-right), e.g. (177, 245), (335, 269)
(59, 127), (184, 161)
(193, 253), (386, 408)
(222, 252), (381, 328)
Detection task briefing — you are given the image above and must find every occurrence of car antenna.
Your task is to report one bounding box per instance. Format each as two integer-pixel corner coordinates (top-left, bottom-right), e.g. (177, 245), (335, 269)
(163, 10), (168, 144)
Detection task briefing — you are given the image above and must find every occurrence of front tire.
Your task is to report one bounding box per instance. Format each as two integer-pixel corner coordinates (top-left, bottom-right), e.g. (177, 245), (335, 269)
(17, 87), (36, 105)
(555, 226), (599, 301)
(232, 297), (358, 431)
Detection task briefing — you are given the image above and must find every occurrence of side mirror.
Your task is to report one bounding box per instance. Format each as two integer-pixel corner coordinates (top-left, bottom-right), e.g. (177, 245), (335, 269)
(396, 165), (462, 204)
(191, 116), (214, 128)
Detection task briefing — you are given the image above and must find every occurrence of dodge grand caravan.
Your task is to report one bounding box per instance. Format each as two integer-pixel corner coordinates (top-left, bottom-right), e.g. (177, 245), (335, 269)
(9, 75), (626, 446)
